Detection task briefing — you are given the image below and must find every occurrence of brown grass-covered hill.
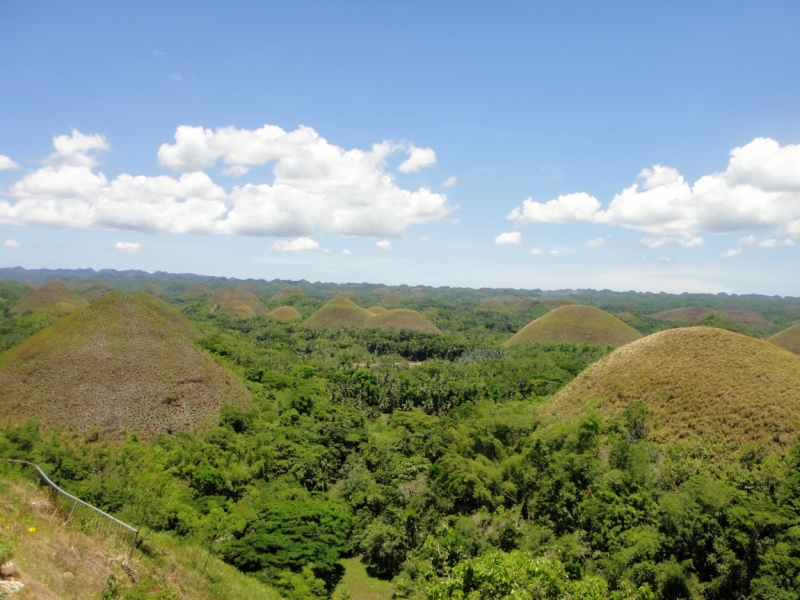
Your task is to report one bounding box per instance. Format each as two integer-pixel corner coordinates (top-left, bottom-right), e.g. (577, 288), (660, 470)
(720, 307), (772, 329)
(381, 293), (405, 308)
(363, 309), (440, 334)
(367, 306), (389, 315)
(476, 300), (509, 312)
(180, 282), (213, 300)
(652, 306), (712, 322)
(504, 305), (642, 347)
(545, 327), (800, 450)
(0, 293), (249, 439)
(269, 306), (302, 321)
(77, 282), (115, 302)
(271, 286), (302, 303)
(305, 296), (373, 328)
(209, 288), (269, 319)
(10, 281), (89, 315)
(769, 324), (800, 355)
(129, 292), (202, 340)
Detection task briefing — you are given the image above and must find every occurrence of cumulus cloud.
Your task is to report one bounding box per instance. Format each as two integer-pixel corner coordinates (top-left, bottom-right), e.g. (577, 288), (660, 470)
(531, 248), (543, 255)
(507, 138), (800, 246)
(114, 242), (141, 252)
(0, 155), (20, 171)
(342, 249), (352, 255)
(376, 240), (391, 250)
(495, 231), (522, 245)
(442, 176), (457, 187)
(419, 235), (432, 242)
(550, 250), (560, 255)
(720, 247), (741, 258)
(398, 145), (436, 173)
(658, 255), (673, 263)
(3, 239), (21, 248)
(587, 236), (609, 247)
(269, 237), (319, 252)
(0, 127), (455, 239)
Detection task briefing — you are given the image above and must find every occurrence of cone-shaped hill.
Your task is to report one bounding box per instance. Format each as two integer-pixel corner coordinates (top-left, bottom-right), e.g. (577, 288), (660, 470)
(269, 306), (302, 321)
(504, 305), (642, 347)
(10, 280), (89, 314)
(652, 307), (712, 322)
(305, 296), (373, 328)
(363, 309), (440, 334)
(77, 282), (115, 302)
(0, 293), (249, 439)
(367, 306), (389, 315)
(271, 286), (303, 303)
(209, 288), (269, 319)
(129, 292), (202, 340)
(769, 324), (800, 355)
(545, 327), (800, 449)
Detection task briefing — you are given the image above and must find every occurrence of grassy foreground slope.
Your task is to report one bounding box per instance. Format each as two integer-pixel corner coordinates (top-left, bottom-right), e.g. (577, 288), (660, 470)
(9, 281), (88, 314)
(305, 295), (373, 328)
(547, 326), (800, 449)
(362, 309), (440, 333)
(0, 293), (250, 438)
(769, 323), (800, 355)
(505, 304), (642, 347)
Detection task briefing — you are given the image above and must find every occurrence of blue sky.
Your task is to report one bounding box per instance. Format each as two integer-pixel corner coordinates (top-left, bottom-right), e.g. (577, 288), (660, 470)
(1, 1), (799, 294)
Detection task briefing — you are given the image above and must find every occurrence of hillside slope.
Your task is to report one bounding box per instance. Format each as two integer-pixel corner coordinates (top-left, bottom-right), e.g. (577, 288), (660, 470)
(505, 305), (642, 347)
(0, 293), (249, 438)
(305, 296), (373, 328)
(209, 288), (269, 318)
(546, 327), (800, 448)
(769, 324), (800, 355)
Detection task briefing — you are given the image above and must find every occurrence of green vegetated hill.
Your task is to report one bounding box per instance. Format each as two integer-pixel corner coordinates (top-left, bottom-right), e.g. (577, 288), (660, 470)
(769, 323), (800, 355)
(209, 288), (270, 319)
(0, 293), (249, 438)
(180, 282), (214, 300)
(652, 306), (712, 321)
(476, 299), (508, 312)
(362, 309), (440, 334)
(505, 304), (642, 347)
(9, 280), (89, 315)
(547, 326), (800, 449)
(305, 295), (374, 328)
(135, 282), (164, 297)
(653, 305), (772, 329)
(268, 306), (302, 321)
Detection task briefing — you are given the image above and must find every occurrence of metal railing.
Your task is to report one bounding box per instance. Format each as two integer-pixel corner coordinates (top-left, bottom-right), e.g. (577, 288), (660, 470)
(2, 459), (139, 560)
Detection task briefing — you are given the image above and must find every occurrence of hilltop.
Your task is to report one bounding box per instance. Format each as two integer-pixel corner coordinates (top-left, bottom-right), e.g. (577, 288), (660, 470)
(305, 295), (373, 328)
(268, 306), (302, 321)
(362, 309), (440, 334)
(769, 324), (800, 355)
(9, 281), (89, 315)
(546, 327), (800, 449)
(209, 288), (269, 319)
(367, 306), (389, 315)
(130, 292), (203, 340)
(504, 305), (642, 347)
(0, 293), (249, 438)
(76, 282), (115, 302)
(180, 282), (213, 300)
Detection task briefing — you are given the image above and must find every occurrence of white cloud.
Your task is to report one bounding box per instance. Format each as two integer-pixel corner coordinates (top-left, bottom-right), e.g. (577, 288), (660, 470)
(170, 73), (182, 81)
(0, 155), (20, 171)
(419, 235), (432, 242)
(720, 247), (742, 258)
(740, 234), (794, 247)
(376, 240), (391, 250)
(442, 176), (457, 187)
(587, 236), (609, 247)
(658, 255), (673, 263)
(531, 248), (543, 255)
(342, 249), (352, 255)
(550, 250), (560, 255)
(3, 239), (21, 248)
(495, 231), (522, 245)
(398, 145), (436, 173)
(507, 138), (800, 246)
(269, 237), (319, 252)
(0, 128), (455, 239)
(114, 242), (141, 252)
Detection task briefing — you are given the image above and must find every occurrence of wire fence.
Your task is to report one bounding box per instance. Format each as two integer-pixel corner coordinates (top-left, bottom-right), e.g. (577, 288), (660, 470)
(2, 459), (138, 560)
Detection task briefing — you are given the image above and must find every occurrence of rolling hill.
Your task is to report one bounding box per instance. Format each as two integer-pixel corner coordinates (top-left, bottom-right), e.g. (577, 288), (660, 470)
(0, 293), (249, 438)
(504, 305), (642, 347)
(380, 293), (405, 308)
(476, 300), (508, 312)
(652, 306), (712, 322)
(268, 306), (302, 321)
(135, 282), (164, 297)
(367, 306), (389, 315)
(652, 306), (771, 328)
(209, 288), (269, 319)
(768, 324), (800, 355)
(362, 309), (440, 333)
(305, 296), (373, 328)
(180, 282), (214, 300)
(546, 327), (800, 449)
(77, 282), (115, 302)
(10, 281), (89, 314)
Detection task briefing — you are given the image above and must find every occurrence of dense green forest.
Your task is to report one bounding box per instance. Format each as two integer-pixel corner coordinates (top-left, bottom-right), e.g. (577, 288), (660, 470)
(2, 271), (800, 599)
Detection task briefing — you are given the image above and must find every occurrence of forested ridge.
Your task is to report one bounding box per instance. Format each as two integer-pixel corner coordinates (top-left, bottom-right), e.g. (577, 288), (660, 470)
(2, 274), (800, 599)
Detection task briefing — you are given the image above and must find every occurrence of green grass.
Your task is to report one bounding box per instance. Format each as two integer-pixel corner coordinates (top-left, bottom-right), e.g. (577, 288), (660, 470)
(305, 296), (374, 328)
(268, 305), (302, 321)
(0, 292), (250, 439)
(769, 323), (800, 355)
(10, 280), (88, 314)
(504, 304), (642, 347)
(546, 326), (800, 451)
(333, 557), (395, 600)
(362, 309), (440, 334)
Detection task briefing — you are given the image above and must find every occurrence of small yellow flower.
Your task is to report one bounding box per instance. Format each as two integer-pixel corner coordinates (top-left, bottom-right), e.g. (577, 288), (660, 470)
(28, 527), (36, 533)
(3, 525), (9, 530)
